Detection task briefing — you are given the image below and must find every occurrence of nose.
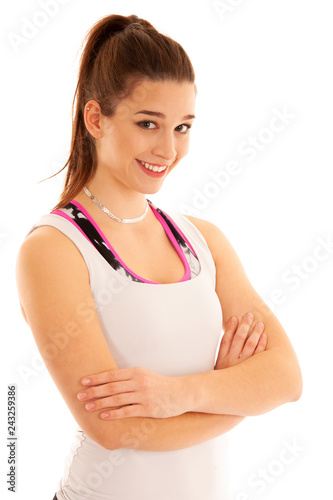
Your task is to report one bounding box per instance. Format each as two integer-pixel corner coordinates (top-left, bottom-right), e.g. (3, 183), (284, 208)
(152, 131), (177, 163)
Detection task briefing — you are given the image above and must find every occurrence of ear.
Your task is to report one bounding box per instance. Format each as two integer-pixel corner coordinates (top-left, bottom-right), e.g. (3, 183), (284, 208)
(84, 100), (103, 139)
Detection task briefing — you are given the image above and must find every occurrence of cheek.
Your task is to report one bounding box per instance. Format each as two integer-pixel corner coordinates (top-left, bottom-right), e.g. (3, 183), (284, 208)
(178, 138), (190, 158)
(113, 124), (148, 153)
(128, 134), (152, 156)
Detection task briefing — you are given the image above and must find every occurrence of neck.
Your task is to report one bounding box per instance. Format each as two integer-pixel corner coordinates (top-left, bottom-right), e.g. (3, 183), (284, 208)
(76, 176), (150, 224)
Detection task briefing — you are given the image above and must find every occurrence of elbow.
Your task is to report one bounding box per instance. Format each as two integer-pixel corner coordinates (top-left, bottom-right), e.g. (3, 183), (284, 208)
(81, 421), (123, 451)
(92, 429), (123, 451)
(90, 422), (138, 451)
(89, 434), (122, 451)
(262, 351), (303, 411)
(94, 434), (118, 451)
(289, 369), (303, 403)
(282, 355), (303, 404)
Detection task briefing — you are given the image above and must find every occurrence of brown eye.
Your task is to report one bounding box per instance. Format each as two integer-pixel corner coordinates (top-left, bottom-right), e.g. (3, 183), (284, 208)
(137, 121), (157, 129)
(176, 124), (192, 134)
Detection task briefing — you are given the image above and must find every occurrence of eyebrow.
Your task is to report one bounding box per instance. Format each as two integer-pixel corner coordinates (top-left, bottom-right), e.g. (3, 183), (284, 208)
(134, 110), (196, 120)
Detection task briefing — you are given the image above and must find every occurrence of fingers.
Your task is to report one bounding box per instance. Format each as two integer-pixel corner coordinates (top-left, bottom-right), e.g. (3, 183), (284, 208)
(216, 316), (239, 364)
(77, 367), (153, 418)
(83, 390), (139, 414)
(241, 322), (265, 360)
(80, 368), (133, 387)
(77, 380), (137, 404)
(100, 404), (143, 420)
(228, 312), (255, 360)
(254, 332), (267, 354)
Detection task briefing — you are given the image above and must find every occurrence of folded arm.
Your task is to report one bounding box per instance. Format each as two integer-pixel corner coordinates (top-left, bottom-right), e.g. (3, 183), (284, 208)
(15, 225), (256, 452)
(182, 217), (302, 416)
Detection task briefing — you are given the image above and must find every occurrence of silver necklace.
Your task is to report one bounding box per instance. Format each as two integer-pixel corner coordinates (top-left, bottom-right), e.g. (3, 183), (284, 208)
(83, 187), (150, 224)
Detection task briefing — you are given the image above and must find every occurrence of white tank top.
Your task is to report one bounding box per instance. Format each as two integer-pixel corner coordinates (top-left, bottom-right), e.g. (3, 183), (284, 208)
(28, 201), (230, 500)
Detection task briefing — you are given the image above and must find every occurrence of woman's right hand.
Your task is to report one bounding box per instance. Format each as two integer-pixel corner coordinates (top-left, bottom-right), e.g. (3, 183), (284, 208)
(215, 312), (267, 370)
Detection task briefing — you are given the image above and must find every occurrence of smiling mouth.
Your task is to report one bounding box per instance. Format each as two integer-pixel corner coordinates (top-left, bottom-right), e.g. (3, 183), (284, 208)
(137, 160), (168, 173)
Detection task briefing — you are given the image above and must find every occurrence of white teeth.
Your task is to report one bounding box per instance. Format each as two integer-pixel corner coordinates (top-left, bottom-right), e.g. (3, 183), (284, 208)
(138, 160), (167, 173)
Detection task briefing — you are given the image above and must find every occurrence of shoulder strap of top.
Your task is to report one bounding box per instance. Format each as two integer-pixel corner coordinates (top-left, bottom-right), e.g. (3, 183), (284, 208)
(27, 204), (215, 286)
(52, 202), (146, 283)
(50, 200), (200, 284)
(26, 212), (97, 280)
(149, 203), (198, 259)
(161, 209), (217, 287)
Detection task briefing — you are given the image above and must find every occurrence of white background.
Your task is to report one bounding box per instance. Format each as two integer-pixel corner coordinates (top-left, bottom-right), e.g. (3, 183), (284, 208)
(1, 0), (332, 498)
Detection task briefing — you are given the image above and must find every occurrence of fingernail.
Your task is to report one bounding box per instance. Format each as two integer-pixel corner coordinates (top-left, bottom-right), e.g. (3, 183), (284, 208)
(261, 333), (267, 340)
(230, 316), (237, 325)
(85, 403), (95, 410)
(246, 313), (253, 320)
(257, 322), (264, 331)
(82, 378), (91, 385)
(77, 392), (87, 400)
(101, 412), (109, 419)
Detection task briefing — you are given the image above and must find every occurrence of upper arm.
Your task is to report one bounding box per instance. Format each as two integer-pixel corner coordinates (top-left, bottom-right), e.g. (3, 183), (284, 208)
(15, 226), (124, 449)
(183, 215), (300, 362)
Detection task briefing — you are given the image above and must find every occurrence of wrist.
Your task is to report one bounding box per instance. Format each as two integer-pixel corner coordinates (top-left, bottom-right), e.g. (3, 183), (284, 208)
(179, 372), (206, 413)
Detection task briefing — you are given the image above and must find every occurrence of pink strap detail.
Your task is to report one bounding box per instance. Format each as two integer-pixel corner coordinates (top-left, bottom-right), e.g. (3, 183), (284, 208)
(148, 204), (191, 282)
(71, 201), (162, 284)
(51, 209), (93, 246)
(156, 208), (198, 258)
(52, 201), (192, 284)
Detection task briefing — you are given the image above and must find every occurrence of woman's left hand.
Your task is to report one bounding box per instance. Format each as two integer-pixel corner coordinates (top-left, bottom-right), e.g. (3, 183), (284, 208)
(77, 367), (189, 420)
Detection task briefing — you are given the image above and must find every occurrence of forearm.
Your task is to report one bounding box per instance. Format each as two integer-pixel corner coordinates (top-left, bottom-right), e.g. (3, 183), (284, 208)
(108, 412), (245, 451)
(185, 351), (302, 417)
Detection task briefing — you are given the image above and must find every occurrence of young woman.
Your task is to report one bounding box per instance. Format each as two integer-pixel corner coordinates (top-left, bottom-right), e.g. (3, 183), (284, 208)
(16, 14), (302, 500)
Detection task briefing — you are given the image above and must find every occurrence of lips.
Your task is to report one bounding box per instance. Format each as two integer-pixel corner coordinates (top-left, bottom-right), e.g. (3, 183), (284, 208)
(136, 159), (169, 178)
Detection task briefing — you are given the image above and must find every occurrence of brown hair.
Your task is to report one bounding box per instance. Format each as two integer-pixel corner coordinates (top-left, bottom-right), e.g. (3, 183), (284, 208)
(48, 13), (196, 210)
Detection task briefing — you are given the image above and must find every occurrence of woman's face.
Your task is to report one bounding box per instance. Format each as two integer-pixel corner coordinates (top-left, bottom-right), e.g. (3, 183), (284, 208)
(92, 79), (196, 195)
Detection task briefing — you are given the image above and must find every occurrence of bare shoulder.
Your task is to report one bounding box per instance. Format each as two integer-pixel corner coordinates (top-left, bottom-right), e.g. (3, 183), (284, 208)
(16, 225), (89, 323)
(17, 225), (88, 276)
(182, 214), (217, 234)
(19, 224), (84, 257)
(182, 214), (233, 265)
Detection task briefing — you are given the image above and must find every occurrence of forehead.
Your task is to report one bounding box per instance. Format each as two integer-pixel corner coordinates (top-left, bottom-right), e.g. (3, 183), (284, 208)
(124, 79), (196, 115)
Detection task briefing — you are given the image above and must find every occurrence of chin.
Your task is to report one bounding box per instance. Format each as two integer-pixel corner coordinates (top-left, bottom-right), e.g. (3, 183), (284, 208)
(143, 185), (164, 195)
(136, 178), (167, 196)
